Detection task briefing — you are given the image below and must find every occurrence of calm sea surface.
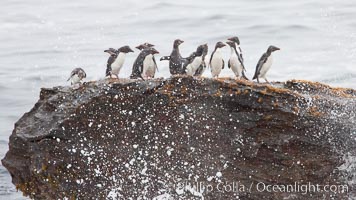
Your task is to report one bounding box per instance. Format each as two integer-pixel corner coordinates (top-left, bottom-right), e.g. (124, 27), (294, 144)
(1, 0), (355, 199)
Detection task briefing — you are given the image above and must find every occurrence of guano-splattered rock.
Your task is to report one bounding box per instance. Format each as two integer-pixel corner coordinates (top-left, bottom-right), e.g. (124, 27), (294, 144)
(2, 77), (356, 199)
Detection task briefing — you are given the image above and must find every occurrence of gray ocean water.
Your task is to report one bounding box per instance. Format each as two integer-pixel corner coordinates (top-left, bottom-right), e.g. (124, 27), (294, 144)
(1, 0), (356, 199)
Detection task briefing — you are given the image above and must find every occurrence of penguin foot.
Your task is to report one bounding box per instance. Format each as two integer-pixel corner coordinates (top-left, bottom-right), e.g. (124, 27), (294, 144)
(256, 77), (260, 83)
(72, 83), (82, 90)
(109, 74), (119, 79)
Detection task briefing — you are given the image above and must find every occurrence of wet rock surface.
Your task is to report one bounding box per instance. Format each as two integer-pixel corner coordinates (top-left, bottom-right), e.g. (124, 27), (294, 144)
(2, 77), (356, 199)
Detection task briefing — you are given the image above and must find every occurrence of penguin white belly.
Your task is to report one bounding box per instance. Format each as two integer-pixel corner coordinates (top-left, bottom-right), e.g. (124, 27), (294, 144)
(70, 74), (81, 85)
(259, 55), (273, 78)
(186, 56), (202, 76)
(229, 54), (243, 77)
(210, 51), (223, 77)
(111, 53), (126, 76)
(142, 54), (156, 78)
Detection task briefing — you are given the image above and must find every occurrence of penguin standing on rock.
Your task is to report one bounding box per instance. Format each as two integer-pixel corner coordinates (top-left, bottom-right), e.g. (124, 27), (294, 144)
(194, 44), (209, 77)
(183, 44), (207, 76)
(226, 41), (248, 80)
(253, 45), (280, 83)
(160, 39), (184, 75)
(67, 68), (86, 85)
(104, 46), (134, 78)
(130, 47), (159, 79)
(210, 42), (226, 78)
(227, 37), (244, 63)
(136, 43), (158, 78)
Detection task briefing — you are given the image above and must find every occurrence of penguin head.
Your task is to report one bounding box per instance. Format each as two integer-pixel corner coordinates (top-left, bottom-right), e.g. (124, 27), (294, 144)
(136, 43), (155, 50)
(215, 41), (226, 50)
(118, 46), (134, 53)
(136, 44), (148, 51)
(148, 47), (160, 55)
(69, 68), (86, 81)
(267, 45), (280, 53)
(195, 45), (204, 56)
(202, 43), (208, 56)
(77, 68), (87, 79)
(104, 48), (117, 55)
(173, 39), (184, 48)
(226, 41), (236, 49)
(143, 42), (154, 47)
(228, 37), (240, 45)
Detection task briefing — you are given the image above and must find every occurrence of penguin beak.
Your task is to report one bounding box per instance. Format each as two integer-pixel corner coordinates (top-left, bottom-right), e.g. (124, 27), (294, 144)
(227, 37), (233, 41)
(275, 47), (281, 51)
(129, 48), (134, 53)
(153, 49), (159, 54)
(180, 40), (184, 44)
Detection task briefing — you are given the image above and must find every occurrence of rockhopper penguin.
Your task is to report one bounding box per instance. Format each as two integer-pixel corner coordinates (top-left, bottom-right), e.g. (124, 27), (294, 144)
(136, 43), (158, 78)
(183, 44), (207, 76)
(160, 39), (184, 75)
(194, 44), (209, 77)
(227, 37), (244, 63)
(226, 41), (248, 80)
(67, 68), (86, 85)
(210, 42), (226, 78)
(253, 45), (280, 83)
(104, 46), (134, 78)
(130, 47), (159, 79)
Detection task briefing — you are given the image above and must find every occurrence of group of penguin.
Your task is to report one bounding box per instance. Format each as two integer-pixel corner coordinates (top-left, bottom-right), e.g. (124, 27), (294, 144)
(67, 36), (280, 85)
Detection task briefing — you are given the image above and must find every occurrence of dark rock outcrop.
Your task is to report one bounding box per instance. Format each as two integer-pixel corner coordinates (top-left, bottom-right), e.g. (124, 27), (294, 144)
(2, 77), (356, 199)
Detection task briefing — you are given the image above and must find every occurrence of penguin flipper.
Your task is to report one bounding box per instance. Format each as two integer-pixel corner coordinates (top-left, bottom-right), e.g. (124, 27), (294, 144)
(181, 57), (188, 67)
(182, 52), (196, 74)
(228, 59), (231, 69)
(106, 66), (112, 77)
(238, 47), (244, 63)
(209, 50), (215, 66)
(222, 59), (225, 69)
(67, 70), (75, 81)
(153, 56), (159, 72)
(160, 56), (171, 61)
(67, 68), (78, 81)
(234, 48), (246, 71)
(106, 55), (116, 76)
(242, 71), (249, 80)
